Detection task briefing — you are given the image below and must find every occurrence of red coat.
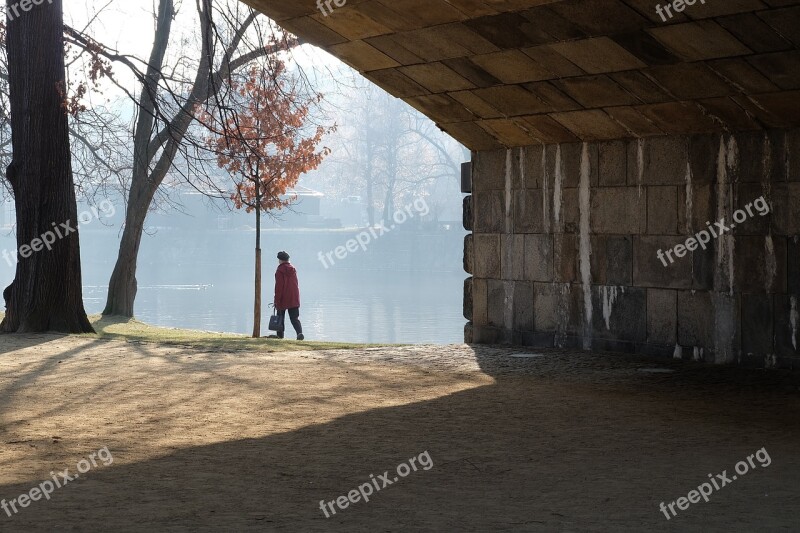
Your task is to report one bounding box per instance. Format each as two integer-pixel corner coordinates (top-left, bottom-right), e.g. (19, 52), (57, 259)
(274, 262), (301, 310)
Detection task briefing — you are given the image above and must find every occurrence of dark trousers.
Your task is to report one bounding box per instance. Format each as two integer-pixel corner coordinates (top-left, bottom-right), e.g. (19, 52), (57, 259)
(277, 308), (302, 338)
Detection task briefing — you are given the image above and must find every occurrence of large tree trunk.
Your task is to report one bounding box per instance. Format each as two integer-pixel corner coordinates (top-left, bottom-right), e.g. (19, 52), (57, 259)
(1, 0), (93, 333)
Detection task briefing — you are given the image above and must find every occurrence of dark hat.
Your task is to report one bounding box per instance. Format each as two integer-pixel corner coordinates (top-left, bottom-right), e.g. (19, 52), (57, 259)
(277, 251), (290, 261)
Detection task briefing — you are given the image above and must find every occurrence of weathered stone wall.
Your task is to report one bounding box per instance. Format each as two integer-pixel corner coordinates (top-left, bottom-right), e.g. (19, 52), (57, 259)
(464, 129), (800, 368)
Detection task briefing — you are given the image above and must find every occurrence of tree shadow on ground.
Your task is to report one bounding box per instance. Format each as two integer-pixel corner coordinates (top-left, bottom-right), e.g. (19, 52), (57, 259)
(0, 332), (63, 354)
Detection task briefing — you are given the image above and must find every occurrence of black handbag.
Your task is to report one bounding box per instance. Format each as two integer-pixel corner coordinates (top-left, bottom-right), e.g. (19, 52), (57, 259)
(268, 309), (284, 332)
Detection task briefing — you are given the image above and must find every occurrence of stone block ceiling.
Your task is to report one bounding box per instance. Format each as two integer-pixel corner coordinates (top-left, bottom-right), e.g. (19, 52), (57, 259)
(242, 0), (800, 150)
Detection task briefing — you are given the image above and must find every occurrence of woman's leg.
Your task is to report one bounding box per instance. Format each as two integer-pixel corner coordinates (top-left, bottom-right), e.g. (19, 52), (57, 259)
(277, 309), (287, 339)
(288, 308), (303, 337)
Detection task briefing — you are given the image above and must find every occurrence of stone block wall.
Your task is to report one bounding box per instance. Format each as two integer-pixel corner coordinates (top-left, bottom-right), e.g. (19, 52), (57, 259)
(463, 129), (800, 368)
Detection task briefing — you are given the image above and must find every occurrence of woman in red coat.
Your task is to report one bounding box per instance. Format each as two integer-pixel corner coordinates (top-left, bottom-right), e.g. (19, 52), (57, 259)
(274, 251), (304, 340)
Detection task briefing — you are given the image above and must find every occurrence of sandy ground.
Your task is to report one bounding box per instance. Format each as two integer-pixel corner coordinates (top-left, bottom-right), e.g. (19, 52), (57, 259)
(0, 334), (798, 532)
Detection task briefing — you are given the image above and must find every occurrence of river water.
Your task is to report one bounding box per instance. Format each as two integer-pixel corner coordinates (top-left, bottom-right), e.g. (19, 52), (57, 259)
(1, 225), (467, 344)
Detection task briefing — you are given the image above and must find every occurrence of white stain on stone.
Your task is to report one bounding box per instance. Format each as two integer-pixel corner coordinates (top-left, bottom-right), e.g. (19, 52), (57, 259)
(673, 344), (683, 360)
(579, 143), (593, 349)
(519, 147), (526, 189)
(504, 280), (514, 335)
(556, 284), (572, 349)
(785, 132), (791, 184)
(726, 136), (738, 297)
(726, 134), (739, 171)
(637, 138), (645, 198)
(693, 347), (704, 362)
(685, 159), (693, 234)
(542, 145), (550, 233)
(716, 135), (738, 296)
(727, 239), (736, 298)
(765, 235), (776, 293)
(715, 135), (726, 271)
(766, 354), (778, 369)
(553, 145), (563, 227)
(601, 286), (624, 330)
(762, 133), (772, 200)
(505, 149), (513, 234)
(791, 296), (799, 351)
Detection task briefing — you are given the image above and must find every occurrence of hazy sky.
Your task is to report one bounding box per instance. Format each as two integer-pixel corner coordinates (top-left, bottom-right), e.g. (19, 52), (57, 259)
(63, 0), (344, 94)
(66, 1), (164, 59)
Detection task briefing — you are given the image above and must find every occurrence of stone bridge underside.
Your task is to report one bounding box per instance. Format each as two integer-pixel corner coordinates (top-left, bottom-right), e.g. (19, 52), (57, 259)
(247, 0), (800, 368)
(244, 0), (799, 149)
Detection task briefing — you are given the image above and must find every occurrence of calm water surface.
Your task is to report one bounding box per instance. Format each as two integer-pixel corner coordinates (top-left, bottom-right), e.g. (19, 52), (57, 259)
(81, 269), (466, 344)
(0, 226), (467, 344)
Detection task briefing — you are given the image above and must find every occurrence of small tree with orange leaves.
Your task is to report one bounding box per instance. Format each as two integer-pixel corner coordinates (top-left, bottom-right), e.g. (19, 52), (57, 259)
(205, 59), (333, 338)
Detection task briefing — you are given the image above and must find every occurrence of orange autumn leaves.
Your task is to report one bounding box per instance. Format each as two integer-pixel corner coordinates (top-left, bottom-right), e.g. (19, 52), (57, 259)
(203, 60), (334, 213)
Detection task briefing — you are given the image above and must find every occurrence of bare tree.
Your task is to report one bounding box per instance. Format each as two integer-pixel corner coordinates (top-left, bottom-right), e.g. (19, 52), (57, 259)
(1, 0), (93, 333)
